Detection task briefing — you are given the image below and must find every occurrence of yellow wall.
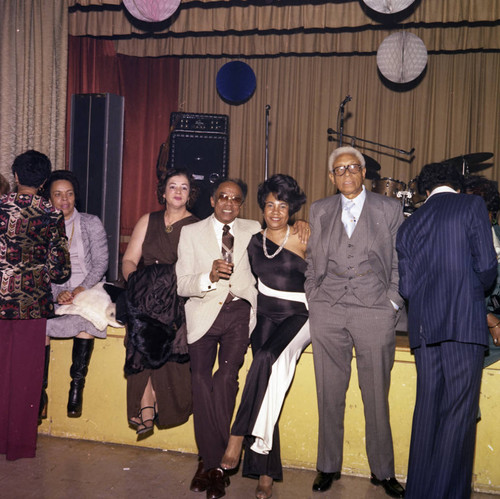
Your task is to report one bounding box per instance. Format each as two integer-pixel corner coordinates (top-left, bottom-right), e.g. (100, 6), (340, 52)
(40, 327), (500, 494)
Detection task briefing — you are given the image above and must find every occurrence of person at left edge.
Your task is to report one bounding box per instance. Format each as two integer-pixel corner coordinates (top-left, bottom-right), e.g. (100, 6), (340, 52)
(0, 150), (71, 460)
(0, 173), (10, 195)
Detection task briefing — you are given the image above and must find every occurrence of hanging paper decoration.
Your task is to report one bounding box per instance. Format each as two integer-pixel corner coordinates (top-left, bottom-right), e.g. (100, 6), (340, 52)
(123, 0), (181, 23)
(362, 0), (416, 14)
(216, 61), (257, 105)
(377, 32), (428, 84)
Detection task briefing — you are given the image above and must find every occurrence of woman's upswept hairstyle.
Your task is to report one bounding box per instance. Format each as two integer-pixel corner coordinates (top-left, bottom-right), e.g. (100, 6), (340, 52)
(257, 174), (306, 217)
(157, 167), (198, 208)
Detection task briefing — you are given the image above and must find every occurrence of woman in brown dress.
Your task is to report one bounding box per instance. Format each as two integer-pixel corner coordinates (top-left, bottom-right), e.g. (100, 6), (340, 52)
(121, 168), (198, 438)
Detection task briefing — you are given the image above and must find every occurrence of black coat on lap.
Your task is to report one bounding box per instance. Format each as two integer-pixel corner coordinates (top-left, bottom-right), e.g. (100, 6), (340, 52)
(120, 264), (189, 376)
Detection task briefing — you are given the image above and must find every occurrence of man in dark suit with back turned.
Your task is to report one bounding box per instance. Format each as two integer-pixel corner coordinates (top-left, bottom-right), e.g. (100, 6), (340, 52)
(396, 162), (497, 499)
(305, 146), (405, 498)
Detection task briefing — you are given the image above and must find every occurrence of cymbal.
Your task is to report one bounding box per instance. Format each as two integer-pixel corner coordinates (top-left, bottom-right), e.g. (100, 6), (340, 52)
(365, 170), (381, 181)
(362, 154), (381, 171)
(465, 162), (493, 173)
(446, 152), (493, 165)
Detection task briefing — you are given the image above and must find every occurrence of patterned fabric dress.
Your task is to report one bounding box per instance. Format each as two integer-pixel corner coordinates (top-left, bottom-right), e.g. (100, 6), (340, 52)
(231, 232), (310, 480)
(0, 192), (70, 319)
(0, 192), (70, 460)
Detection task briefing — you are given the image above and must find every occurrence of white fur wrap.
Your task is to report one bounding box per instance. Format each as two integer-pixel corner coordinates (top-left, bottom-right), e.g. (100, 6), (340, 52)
(55, 282), (123, 330)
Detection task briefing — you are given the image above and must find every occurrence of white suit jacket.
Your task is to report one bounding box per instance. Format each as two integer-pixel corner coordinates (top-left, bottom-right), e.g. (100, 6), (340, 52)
(176, 216), (260, 344)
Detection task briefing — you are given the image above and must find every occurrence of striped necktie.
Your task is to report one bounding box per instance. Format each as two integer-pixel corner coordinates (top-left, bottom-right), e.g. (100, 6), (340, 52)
(222, 224), (234, 262)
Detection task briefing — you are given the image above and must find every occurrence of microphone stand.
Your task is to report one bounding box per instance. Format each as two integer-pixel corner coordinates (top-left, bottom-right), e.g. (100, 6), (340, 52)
(339, 104), (346, 147)
(264, 105), (271, 180)
(327, 129), (415, 157)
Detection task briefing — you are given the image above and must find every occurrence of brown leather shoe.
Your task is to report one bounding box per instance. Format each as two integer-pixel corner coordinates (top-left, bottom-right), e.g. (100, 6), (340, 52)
(190, 459), (209, 492)
(206, 467), (230, 499)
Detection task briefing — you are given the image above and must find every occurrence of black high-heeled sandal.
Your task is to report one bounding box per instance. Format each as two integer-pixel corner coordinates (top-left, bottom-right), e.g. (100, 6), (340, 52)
(136, 405), (158, 439)
(128, 416), (140, 430)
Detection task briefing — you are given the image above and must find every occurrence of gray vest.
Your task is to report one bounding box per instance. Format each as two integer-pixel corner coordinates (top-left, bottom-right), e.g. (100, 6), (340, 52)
(321, 205), (387, 306)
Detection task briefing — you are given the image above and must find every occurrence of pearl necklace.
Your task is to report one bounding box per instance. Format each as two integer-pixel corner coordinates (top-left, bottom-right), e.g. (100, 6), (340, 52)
(263, 225), (290, 259)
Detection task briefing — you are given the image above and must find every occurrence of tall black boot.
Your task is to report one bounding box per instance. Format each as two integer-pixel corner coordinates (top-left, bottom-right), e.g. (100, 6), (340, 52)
(67, 338), (94, 418)
(38, 345), (50, 425)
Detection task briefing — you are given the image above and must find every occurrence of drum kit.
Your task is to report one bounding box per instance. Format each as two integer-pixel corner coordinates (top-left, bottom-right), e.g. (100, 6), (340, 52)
(369, 152), (494, 216)
(326, 124), (494, 215)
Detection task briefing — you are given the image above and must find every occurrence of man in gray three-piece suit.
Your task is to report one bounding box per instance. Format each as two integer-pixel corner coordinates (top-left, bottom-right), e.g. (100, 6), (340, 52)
(305, 146), (405, 498)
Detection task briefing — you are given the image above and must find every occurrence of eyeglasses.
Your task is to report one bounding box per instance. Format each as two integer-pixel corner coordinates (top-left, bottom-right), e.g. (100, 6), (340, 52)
(216, 193), (243, 205)
(332, 164), (362, 176)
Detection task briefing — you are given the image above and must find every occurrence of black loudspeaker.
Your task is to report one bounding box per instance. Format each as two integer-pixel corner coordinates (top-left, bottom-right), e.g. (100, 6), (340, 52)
(69, 93), (124, 283)
(168, 112), (229, 220)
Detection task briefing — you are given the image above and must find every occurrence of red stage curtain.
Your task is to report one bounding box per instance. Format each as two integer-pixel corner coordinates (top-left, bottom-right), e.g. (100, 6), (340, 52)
(67, 35), (179, 251)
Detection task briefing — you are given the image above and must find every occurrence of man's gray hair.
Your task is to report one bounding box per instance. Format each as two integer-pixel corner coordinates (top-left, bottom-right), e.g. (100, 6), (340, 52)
(328, 146), (366, 173)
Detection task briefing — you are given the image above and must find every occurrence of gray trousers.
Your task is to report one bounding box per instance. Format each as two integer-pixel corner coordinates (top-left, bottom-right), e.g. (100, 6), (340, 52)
(309, 291), (397, 479)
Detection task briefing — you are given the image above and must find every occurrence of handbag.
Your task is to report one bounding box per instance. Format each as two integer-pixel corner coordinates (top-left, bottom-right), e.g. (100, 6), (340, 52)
(489, 294), (500, 315)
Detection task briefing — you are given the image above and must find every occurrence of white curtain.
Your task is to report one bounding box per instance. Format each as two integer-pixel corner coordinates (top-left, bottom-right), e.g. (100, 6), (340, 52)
(0, 0), (68, 185)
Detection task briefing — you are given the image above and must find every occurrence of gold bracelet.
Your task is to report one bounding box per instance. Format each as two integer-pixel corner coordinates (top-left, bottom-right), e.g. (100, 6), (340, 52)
(488, 320), (500, 329)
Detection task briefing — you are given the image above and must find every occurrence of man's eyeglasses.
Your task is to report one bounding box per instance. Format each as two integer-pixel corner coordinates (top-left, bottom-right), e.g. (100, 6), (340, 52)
(216, 193), (243, 205)
(332, 164), (363, 176)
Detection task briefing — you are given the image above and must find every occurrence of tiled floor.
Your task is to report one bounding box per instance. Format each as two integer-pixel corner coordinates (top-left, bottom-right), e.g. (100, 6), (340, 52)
(0, 435), (496, 498)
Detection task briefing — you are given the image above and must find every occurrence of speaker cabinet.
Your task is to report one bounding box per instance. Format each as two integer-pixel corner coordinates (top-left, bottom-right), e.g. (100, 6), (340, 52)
(168, 113), (229, 219)
(69, 93), (124, 283)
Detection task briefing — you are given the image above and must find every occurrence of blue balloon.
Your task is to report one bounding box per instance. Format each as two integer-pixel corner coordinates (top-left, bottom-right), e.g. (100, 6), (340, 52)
(216, 61), (257, 104)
